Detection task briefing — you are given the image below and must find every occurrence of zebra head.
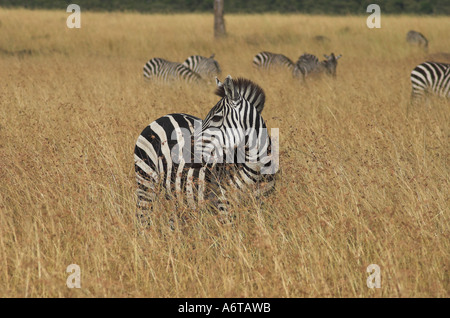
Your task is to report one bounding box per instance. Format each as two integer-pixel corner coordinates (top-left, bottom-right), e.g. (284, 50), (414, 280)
(196, 75), (266, 165)
(322, 53), (342, 77)
(205, 54), (222, 78)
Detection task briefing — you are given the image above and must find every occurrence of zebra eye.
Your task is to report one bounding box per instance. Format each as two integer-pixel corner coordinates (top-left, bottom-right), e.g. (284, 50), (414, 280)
(211, 115), (222, 123)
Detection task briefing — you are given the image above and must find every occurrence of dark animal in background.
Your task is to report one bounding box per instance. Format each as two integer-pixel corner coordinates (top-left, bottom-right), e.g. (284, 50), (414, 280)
(406, 30), (429, 52)
(313, 35), (331, 43)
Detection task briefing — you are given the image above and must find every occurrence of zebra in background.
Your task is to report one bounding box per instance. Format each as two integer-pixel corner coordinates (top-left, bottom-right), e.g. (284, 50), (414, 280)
(320, 53), (342, 77)
(134, 75), (277, 225)
(143, 57), (202, 83)
(410, 61), (450, 105)
(253, 51), (295, 71)
(313, 35), (331, 43)
(292, 53), (319, 79)
(182, 54), (221, 80)
(406, 30), (428, 52)
(293, 53), (342, 80)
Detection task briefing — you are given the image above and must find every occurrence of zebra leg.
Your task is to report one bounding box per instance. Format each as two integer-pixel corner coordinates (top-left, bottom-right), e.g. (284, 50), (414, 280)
(215, 186), (234, 225)
(410, 89), (422, 106)
(135, 172), (157, 228)
(408, 91), (416, 116)
(203, 185), (230, 224)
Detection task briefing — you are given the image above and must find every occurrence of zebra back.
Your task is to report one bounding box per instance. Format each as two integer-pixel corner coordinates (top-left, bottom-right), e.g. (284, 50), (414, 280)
(410, 61), (450, 104)
(143, 58), (202, 83)
(253, 52), (295, 71)
(293, 53), (319, 78)
(134, 113), (209, 211)
(293, 53), (342, 79)
(182, 54), (221, 80)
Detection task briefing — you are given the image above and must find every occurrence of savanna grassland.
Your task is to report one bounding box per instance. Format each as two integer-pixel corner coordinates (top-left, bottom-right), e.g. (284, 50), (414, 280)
(0, 8), (449, 298)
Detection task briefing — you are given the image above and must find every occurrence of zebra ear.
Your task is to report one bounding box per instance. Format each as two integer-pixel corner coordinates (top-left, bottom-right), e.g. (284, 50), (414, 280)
(223, 75), (240, 102)
(323, 54), (330, 59)
(336, 54), (342, 60)
(215, 76), (223, 88)
(210, 53), (215, 59)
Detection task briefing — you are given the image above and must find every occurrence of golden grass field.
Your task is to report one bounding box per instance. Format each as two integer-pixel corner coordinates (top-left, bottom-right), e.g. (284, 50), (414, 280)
(0, 8), (449, 298)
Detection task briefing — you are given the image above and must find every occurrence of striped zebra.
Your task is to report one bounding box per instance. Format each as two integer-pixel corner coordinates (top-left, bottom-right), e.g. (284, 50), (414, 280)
(143, 57), (202, 83)
(253, 51), (295, 71)
(134, 76), (277, 225)
(293, 53), (342, 80)
(410, 61), (450, 105)
(406, 30), (428, 52)
(292, 53), (319, 79)
(182, 54), (221, 80)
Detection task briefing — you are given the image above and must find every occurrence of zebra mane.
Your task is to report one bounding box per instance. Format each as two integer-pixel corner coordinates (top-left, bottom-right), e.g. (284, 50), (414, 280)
(214, 77), (266, 114)
(297, 53), (319, 65)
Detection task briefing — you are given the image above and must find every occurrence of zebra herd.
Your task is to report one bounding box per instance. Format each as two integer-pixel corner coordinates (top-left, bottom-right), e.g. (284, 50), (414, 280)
(253, 51), (342, 80)
(137, 36), (449, 226)
(143, 51), (343, 84)
(142, 49), (448, 108)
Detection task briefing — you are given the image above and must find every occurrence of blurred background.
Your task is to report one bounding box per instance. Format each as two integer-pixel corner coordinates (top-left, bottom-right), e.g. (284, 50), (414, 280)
(2, 0), (450, 14)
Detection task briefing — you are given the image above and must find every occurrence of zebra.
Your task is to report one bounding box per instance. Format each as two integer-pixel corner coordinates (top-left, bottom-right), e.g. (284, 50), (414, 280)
(313, 35), (331, 43)
(134, 75), (277, 225)
(410, 61), (450, 105)
(406, 30), (428, 52)
(320, 53), (342, 77)
(293, 53), (342, 80)
(182, 54), (221, 80)
(253, 51), (295, 71)
(292, 53), (319, 79)
(143, 57), (202, 83)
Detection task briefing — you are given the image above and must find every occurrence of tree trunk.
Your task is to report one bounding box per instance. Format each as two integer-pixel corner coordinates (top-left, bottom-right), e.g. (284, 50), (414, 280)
(214, 0), (226, 38)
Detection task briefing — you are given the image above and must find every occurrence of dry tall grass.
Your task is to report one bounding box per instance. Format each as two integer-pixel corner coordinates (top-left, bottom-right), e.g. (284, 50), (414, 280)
(0, 8), (448, 297)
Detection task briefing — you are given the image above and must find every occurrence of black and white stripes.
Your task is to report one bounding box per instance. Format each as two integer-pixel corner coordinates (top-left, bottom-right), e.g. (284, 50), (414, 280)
(134, 113), (206, 210)
(253, 51), (342, 80)
(293, 53), (342, 79)
(143, 55), (222, 83)
(143, 58), (202, 83)
(292, 53), (319, 79)
(134, 76), (277, 222)
(410, 61), (450, 104)
(182, 54), (221, 80)
(253, 52), (295, 71)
